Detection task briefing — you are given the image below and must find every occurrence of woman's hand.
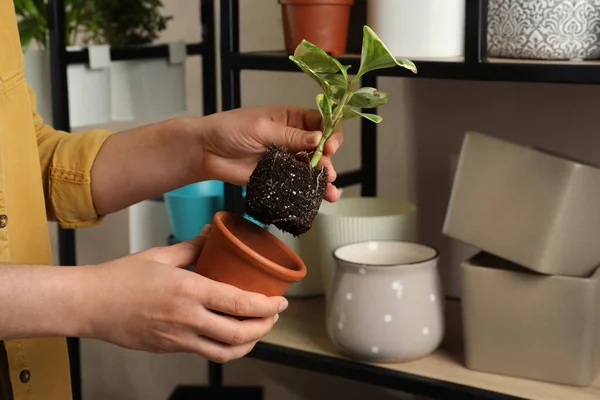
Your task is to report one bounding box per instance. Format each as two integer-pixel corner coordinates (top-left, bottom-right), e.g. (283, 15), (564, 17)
(190, 104), (343, 202)
(81, 226), (286, 363)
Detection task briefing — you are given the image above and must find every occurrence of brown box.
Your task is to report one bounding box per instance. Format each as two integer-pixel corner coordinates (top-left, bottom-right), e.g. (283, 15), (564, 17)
(461, 252), (600, 386)
(443, 131), (600, 277)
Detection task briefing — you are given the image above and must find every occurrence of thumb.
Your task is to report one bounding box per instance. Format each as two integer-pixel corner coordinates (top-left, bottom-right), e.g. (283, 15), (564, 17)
(278, 125), (323, 152)
(164, 225), (212, 268)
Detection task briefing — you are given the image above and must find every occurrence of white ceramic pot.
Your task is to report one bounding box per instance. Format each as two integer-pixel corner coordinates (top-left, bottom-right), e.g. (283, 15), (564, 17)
(128, 197), (171, 254)
(444, 131), (600, 277)
(316, 197), (417, 300)
(267, 225), (323, 297)
(462, 252), (600, 386)
(110, 53), (186, 121)
(326, 240), (444, 363)
(23, 48), (111, 128)
(367, 0), (465, 58)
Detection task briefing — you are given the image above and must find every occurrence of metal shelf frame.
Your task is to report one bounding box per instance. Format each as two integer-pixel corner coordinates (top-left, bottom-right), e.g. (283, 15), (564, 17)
(217, 0), (600, 399)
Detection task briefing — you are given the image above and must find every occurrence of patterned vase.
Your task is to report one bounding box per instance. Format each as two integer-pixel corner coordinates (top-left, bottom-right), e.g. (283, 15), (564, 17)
(487, 0), (600, 60)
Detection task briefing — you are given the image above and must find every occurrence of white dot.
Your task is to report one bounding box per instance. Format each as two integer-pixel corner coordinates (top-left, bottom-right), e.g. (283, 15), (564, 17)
(345, 292), (353, 301)
(383, 314), (392, 323)
(422, 327), (430, 336)
(368, 241), (378, 250)
(391, 281), (401, 289)
(430, 294), (436, 302)
(359, 267), (367, 275)
(371, 346), (379, 353)
(337, 321), (344, 330)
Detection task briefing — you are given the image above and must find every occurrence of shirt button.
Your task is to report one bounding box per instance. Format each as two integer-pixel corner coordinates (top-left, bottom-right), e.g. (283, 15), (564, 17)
(0, 215), (6, 228)
(19, 369), (31, 383)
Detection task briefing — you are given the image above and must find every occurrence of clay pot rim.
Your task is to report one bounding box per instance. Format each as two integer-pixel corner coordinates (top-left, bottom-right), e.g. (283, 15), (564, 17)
(213, 211), (307, 282)
(332, 240), (439, 268)
(279, 0), (354, 5)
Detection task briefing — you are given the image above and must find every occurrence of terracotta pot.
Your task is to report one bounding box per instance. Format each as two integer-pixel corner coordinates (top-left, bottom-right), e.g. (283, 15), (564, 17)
(279, 0), (355, 56)
(194, 211), (307, 296)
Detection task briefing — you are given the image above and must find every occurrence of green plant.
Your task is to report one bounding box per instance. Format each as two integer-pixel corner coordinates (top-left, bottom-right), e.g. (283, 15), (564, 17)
(85, 0), (172, 47)
(14, 0), (93, 51)
(288, 25), (417, 167)
(14, 0), (171, 52)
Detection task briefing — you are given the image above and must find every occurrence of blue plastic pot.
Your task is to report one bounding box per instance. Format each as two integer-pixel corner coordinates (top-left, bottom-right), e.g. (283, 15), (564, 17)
(165, 182), (264, 242)
(164, 181), (224, 241)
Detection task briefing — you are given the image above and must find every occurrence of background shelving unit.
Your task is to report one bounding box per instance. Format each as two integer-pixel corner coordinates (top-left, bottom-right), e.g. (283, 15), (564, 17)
(216, 0), (600, 399)
(46, 1), (217, 399)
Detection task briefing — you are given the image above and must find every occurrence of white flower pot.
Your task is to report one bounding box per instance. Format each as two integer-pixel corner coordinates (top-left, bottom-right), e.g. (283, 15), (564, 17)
(109, 49), (187, 121)
(367, 0), (465, 58)
(267, 224), (323, 298)
(23, 48), (111, 128)
(316, 197), (418, 300)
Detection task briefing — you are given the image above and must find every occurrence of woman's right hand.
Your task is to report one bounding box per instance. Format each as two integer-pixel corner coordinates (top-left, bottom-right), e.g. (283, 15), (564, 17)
(79, 226), (287, 363)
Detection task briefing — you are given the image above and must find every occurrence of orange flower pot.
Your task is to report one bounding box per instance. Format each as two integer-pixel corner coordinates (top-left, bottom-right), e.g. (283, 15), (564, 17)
(194, 211), (307, 296)
(279, 0), (355, 56)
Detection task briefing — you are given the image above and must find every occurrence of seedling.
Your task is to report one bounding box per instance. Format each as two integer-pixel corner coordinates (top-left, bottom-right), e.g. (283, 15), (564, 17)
(245, 26), (417, 236)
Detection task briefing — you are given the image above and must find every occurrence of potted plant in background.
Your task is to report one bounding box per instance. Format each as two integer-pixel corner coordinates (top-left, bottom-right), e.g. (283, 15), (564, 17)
(194, 26), (417, 297)
(279, 0), (355, 56)
(16, 0), (184, 126)
(16, 0), (112, 127)
(89, 0), (188, 121)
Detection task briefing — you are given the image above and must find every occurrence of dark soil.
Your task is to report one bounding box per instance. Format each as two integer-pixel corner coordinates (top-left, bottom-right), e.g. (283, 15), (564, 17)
(245, 145), (328, 236)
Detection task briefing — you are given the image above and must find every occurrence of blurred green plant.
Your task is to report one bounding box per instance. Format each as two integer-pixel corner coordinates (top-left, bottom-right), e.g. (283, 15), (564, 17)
(14, 0), (172, 52)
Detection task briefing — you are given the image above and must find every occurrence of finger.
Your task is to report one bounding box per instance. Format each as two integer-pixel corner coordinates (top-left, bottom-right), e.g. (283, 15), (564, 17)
(324, 183), (340, 203)
(181, 334), (258, 363)
(158, 225), (212, 267)
(318, 156), (337, 183)
(323, 127), (343, 156)
(201, 279), (288, 318)
(268, 122), (323, 153)
(284, 105), (323, 132)
(197, 311), (278, 346)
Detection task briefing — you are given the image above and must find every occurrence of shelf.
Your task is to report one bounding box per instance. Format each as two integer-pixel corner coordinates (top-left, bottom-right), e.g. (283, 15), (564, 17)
(66, 42), (204, 65)
(225, 51), (600, 85)
(248, 297), (600, 400)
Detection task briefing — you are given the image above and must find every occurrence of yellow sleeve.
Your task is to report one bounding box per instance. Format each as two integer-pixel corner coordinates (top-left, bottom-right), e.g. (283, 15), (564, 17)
(28, 85), (114, 229)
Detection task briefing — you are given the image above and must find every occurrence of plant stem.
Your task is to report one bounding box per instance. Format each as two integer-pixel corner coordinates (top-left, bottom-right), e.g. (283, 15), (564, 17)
(310, 89), (352, 168)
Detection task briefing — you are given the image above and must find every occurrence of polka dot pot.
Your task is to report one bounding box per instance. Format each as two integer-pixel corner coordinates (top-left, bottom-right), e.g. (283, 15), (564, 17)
(325, 240), (444, 363)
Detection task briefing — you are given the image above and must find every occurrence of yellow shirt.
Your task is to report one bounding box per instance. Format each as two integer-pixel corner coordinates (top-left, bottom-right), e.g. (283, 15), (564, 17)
(1, 1), (113, 398)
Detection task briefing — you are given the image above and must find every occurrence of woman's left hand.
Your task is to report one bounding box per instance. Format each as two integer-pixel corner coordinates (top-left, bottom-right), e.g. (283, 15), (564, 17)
(188, 104), (343, 202)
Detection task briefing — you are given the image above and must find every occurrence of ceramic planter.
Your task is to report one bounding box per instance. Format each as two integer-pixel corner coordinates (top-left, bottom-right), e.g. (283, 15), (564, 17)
(367, 0), (465, 58)
(443, 131), (600, 277)
(279, 0), (354, 56)
(326, 240), (444, 363)
(194, 211), (307, 296)
(316, 197), (417, 299)
(164, 181), (224, 242)
(462, 252), (600, 386)
(23, 47), (111, 127)
(487, 0), (600, 60)
(110, 43), (187, 121)
(267, 224), (322, 297)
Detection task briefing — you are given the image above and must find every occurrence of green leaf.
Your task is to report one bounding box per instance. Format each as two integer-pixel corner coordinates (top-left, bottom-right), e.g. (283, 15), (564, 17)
(348, 87), (389, 108)
(293, 40), (341, 73)
(322, 73), (347, 102)
(316, 94), (331, 128)
(340, 105), (383, 123)
(18, 17), (38, 52)
(289, 55), (331, 96)
(356, 26), (417, 80)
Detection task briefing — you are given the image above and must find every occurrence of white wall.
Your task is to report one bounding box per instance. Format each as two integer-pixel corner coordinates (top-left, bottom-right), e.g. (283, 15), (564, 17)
(46, 1), (600, 399)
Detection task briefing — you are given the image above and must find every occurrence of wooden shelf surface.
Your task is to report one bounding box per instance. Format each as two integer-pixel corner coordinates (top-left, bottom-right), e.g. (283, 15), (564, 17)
(257, 297), (600, 400)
